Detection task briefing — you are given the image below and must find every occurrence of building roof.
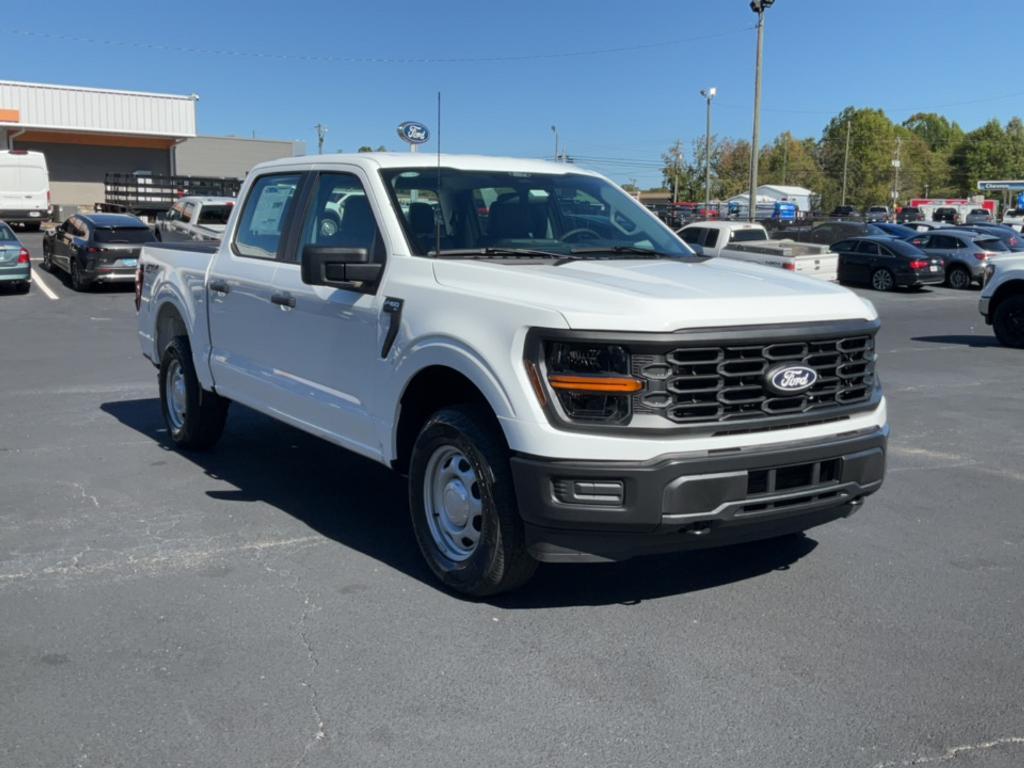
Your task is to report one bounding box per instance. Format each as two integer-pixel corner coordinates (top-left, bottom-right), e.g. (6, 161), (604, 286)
(0, 80), (196, 138)
(758, 184), (813, 196)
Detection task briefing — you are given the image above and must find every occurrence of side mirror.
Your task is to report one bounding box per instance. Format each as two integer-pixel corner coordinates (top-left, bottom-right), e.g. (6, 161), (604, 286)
(301, 245), (382, 287)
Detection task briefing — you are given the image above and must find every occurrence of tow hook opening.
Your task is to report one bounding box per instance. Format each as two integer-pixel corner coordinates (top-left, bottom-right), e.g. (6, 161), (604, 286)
(678, 522), (714, 537)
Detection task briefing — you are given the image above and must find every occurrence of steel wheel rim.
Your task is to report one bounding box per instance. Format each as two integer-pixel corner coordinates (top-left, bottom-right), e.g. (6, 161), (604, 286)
(873, 270), (893, 291)
(423, 445), (483, 562)
(950, 268), (969, 289)
(165, 359), (187, 432)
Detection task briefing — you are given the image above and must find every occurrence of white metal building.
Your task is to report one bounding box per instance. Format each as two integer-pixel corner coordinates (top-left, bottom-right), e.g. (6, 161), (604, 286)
(0, 80), (301, 208)
(755, 184), (815, 213)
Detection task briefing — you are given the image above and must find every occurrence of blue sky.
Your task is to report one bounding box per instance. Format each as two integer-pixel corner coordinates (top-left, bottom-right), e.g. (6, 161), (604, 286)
(4, 0), (1020, 187)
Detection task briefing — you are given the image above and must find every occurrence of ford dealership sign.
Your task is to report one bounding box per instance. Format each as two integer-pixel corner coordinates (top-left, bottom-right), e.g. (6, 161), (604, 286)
(397, 121), (430, 145)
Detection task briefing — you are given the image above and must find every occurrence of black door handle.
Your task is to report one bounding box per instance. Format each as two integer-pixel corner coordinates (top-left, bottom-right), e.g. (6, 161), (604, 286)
(270, 292), (296, 308)
(209, 279), (230, 294)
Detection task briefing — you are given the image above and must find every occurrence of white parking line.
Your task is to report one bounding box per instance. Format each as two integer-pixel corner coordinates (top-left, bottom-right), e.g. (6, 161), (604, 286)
(30, 269), (59, 300)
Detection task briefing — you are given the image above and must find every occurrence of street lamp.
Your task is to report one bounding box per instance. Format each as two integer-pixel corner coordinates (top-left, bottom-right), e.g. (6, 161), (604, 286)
(551, 125), (560, 162)
(700, 87), (716, 216)
(748, 0), (774, 222)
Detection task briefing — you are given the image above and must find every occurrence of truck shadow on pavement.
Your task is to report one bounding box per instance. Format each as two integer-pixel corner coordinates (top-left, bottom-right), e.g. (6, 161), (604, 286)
(911, 334), (1003, 348)
(101, 398), (819, 608)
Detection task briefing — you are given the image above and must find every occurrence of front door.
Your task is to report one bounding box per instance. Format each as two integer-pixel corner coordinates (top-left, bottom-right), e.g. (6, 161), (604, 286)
(207, 172), (303, 410)
(268, 170), (388, 460)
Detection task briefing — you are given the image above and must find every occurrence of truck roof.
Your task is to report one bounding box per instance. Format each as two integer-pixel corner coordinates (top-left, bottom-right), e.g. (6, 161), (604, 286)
(249, 152), (604, 178)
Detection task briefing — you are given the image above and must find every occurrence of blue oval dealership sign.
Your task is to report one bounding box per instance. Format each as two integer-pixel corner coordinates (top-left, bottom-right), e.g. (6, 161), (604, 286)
(397, 121), (430, 145)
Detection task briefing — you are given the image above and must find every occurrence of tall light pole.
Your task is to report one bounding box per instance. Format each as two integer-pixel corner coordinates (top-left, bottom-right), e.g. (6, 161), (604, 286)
(701, 87), (716, 216)
(314, 123), (327, 155)
(551, 125), (560, 162)
(748, 0), (774, 222)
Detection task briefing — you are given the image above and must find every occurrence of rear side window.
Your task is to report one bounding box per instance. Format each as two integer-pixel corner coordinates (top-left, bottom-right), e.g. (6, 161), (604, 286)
(680, 227), (705, 245)
(198, 204), (233, 225)
(181, 203), (194, 224)
(730, 228), (768, 243)
(854, 240), (881, 255)
(705, 228), (721, 248)
(976, 237), (1008, 252)
(234, 174), (302, 260)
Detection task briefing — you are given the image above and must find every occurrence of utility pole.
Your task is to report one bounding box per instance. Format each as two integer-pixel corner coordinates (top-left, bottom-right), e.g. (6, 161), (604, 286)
(748, 0), (774, 222)
(892, 135), (902, 208)
(314, 123), (327, 155)
(551, 125), (560, 162)
(701, 87), (716, 216)
(841, 120), (851, 206)
(782, 137), (789, 185)
(671, 145), (681, 204)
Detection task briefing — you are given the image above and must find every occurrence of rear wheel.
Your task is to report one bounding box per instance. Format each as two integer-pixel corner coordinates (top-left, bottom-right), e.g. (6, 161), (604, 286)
(409, 405), (537, 596)
(41, 246), (54, 272)
(159, 336), (229, 450)
(871, 268), (895, 292)
(993, 295), (1024, 348)
(947, 264), (972, 290)
(70, 260), (90, 292)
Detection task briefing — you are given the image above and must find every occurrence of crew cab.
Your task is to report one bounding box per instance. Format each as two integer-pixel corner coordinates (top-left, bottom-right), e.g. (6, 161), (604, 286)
(979, 255), (1024, 347)
(678, 221), (838, 281)
(136, 154), (888, 596)
(156, 196), (235, 243)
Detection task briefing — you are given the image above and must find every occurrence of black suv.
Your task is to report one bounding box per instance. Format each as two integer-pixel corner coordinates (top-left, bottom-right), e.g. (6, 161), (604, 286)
(831, 205), (860, 218)
(897, 206), (923, 224)
(41, 213), (155, 291)
(932, 207), (960, 225)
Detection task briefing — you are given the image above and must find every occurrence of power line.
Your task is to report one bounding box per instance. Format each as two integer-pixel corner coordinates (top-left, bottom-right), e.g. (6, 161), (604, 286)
(4, 27), (752, 65)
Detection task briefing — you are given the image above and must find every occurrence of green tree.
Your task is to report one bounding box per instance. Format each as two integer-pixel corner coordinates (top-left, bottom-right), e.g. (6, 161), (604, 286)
(951, 119), (1010, 193)
(759, 133), (824, 194)
(819, 107), (900, 211)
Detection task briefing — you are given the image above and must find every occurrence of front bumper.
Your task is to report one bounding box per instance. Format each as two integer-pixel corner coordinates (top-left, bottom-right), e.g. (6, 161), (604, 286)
(511, 427), (887, 562)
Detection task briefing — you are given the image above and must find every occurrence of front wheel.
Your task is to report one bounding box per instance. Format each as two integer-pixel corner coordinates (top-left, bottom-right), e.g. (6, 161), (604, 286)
(993, 295), (1024, 348)
(159, 336), (229, 450)
(409, 405), (537, 596)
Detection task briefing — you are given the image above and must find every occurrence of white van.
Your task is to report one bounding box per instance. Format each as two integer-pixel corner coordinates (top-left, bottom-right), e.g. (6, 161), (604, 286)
(0, 150), (50, 230)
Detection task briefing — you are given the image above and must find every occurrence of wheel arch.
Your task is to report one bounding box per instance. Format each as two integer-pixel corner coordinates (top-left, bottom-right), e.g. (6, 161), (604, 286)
(391, 364), (512, 475)
(154, 299), (189, 360)
(989, 278), (1024, 317)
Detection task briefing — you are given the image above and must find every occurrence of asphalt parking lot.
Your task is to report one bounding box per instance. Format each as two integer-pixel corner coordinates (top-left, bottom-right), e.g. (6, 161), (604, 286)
(2, 230), (1022, 768)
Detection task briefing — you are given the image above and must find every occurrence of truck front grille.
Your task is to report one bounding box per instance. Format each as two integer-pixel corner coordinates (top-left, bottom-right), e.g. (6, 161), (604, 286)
(632, 333), (876, 425)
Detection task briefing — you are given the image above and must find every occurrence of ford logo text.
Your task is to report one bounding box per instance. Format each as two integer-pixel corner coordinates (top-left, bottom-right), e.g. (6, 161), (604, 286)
(397, 121), (430, 145)
(766, 364), (818, 395)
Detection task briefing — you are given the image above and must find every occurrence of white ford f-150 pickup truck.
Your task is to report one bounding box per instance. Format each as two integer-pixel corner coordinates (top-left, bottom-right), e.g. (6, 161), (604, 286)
(679, 220), (839, 281)
(136, 153), (888, 595)
(155, 196), (236, 244)
(978, 254), (1024, 347)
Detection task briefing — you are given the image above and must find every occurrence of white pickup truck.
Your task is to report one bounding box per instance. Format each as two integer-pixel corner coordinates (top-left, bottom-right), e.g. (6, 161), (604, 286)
(679, 221), (839, 281)
(979, 254), (1024, 347)
(155, 196), (235, 243)
(136, 153), (887, 595)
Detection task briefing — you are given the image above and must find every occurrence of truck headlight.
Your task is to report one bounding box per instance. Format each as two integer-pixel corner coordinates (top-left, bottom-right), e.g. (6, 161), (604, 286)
(539, 342), (641, 423)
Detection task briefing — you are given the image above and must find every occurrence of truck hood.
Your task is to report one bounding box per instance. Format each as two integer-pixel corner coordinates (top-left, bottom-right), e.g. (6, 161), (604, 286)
(432, 257), (875, 331)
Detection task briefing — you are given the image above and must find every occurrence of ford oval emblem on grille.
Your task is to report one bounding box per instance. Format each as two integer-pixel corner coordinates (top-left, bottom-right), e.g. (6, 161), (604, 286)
(765, 364), (818, 395)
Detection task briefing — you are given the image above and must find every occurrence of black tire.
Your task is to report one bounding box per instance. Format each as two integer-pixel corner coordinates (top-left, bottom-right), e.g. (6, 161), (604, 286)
(409, 405), (537, 596)
(70, 259), (90, 292)
(41, 245), (54, 272)
(993, 295), (1024, 349)
(870, 268), (895, 292)
(158, 335), (229, 450)
(946, 264), (972, 290)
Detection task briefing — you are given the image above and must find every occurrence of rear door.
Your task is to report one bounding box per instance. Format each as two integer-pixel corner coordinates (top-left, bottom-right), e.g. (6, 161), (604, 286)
(849, 240), (881, 282)
(207, 172), (304, 410)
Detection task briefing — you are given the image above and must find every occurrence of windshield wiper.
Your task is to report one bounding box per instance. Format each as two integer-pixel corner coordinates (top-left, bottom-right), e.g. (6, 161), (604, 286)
(430, 247), (565, 260)
(567, 245), (677, 258)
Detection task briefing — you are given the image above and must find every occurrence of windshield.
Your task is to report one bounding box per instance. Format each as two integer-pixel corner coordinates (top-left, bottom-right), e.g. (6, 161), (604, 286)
(197, 204), (233, 225)
(0, 223), (16, 241)
(380, 168), (693, 259)
(93, 227), (155, 244)
(976, 237), (1008, 252)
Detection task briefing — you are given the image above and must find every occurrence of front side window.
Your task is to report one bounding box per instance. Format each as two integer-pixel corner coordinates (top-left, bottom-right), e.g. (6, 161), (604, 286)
(298, 172), (382, 260)
(381, 168), (693, 259)
(181, 203), (195, 224)
(234, 174), (301, 259)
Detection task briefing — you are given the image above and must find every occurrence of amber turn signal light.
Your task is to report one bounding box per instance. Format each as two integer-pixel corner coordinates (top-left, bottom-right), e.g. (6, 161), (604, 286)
(547, 375), (643, 393)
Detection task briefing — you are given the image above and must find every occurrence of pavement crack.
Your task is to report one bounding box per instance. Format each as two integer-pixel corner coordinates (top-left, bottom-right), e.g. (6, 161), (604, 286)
(291, 588), (326, 768)
(872, 736), (1024, 767)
